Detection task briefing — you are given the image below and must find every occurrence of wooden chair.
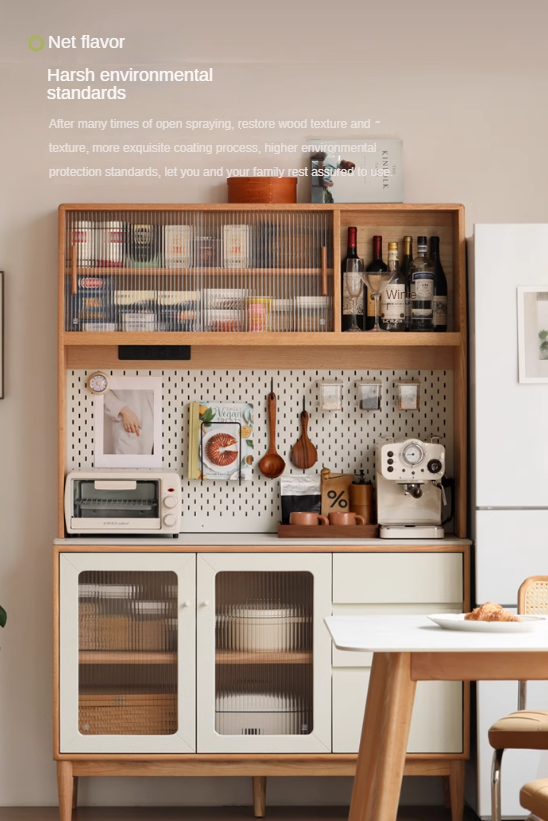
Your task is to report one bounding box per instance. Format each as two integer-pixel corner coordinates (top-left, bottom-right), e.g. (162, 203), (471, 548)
(489, 576), (548, 821)
(520, 779), (548, 820)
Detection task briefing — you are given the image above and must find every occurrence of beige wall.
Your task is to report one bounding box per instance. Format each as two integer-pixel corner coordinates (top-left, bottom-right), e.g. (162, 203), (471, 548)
(0, 0), (547, 807)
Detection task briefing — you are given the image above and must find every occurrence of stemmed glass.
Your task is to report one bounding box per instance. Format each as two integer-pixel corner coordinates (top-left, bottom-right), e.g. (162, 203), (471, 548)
(344, 258), (364, 333)
(359, 266), (396, 332)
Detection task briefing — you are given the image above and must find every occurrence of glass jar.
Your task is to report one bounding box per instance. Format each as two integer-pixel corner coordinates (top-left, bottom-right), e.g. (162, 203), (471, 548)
(395, 380), (420, 410)
(356, 380), (381, 411)
(247, 297), (272, 332)
(270, 298), (294, 332)
(294, 296), (332, 332)
(318, 380), (343, 411)
(96, 221), (125, 268)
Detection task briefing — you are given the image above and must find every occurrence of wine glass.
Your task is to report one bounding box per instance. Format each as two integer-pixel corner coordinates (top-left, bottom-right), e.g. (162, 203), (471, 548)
(359, 266), (396, 332)
(345, 258), (364, 333)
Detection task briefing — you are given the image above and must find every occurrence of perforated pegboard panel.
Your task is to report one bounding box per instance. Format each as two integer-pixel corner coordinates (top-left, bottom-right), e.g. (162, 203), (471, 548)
(67, 369), (453, 532)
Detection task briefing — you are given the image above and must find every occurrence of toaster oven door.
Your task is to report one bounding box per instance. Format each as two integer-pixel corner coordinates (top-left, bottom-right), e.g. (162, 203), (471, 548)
(71, 479), (161, 531)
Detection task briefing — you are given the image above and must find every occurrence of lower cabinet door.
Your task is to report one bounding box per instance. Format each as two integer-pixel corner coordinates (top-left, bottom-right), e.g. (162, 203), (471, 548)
(59, 552), (196, 753)
(197, 552), (332, 753)
(332, 670), (463, 754)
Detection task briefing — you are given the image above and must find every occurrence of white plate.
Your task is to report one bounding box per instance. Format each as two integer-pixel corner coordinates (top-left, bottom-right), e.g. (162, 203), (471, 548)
(428, 613), (548, 633)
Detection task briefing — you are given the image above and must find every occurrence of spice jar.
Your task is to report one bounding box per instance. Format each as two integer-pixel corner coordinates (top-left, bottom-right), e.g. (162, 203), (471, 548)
(356, 380), (381, 411)
(318, 380), (343, 411)
(270, 299), (294, 332)
(96, 221), (125, 267)
(247, 297), (272, 332)
(71, 220), (96, 267)
(395, 380), (420, 410)
(294, 296), (332, 332)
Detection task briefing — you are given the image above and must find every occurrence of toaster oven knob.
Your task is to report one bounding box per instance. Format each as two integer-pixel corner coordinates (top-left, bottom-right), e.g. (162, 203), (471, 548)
(163, 495), (177, 509)
(163, 514), (177, 527)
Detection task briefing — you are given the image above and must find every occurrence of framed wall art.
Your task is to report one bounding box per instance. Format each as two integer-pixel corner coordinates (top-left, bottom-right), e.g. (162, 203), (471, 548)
(517, 286), (548, 382)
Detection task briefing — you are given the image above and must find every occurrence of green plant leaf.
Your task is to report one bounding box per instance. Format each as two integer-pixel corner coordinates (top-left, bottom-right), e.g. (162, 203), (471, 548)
(0, 606), (7, 628)
(540, 330), (548, 340)
(246, 440), (253, 448)
(202, 408), (216, 423)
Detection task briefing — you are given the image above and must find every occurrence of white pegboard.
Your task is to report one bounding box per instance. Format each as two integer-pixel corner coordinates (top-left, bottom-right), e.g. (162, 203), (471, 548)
(67, 369), (453, 533)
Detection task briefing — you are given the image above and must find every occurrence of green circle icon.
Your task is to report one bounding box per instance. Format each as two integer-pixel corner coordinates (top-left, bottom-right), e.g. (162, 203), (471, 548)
(28, 35), (44, 51)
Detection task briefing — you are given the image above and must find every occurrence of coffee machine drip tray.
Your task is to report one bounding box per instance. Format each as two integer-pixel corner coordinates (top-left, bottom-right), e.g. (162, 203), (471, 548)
(380, 524), (445, 540)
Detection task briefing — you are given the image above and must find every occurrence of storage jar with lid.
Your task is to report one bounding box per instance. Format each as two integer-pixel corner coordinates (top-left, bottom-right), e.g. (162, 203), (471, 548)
(96, 221), (125, 267)
(317, 380), (343, 411)
(270, 299), (294, 332)
(71, 220), (96, 267)
(294, 296), (332, 332)
(356, 380), (382, 411)
(247, 297), (272, 332)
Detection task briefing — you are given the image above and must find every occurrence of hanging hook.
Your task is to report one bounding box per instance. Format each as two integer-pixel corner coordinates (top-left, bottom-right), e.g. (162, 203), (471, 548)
(271, 376), (274, 395)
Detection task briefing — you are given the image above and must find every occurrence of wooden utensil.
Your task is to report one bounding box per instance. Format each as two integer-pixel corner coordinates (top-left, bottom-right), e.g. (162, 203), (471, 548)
(259, 379), (286, 479)
(291, 397), (318, 469)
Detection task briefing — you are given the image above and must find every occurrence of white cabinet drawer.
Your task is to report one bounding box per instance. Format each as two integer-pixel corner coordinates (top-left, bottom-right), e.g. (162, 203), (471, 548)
(332, 669), (463, 754)
(333, 553), (463, 604)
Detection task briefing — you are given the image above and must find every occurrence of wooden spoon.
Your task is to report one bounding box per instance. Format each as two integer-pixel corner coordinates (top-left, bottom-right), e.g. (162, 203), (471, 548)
(291, 397), (318, 470)
(259, 381), (286, 479)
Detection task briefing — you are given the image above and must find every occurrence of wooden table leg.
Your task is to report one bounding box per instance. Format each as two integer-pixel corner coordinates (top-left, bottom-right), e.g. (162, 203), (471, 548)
(72, 776), (78, 810)
(349, 652), (416, 821)
(348, 652), (391, 821)
(449, 760), (465, 821)
(57, 761), (73, 821)
(253, 775), (267, 817)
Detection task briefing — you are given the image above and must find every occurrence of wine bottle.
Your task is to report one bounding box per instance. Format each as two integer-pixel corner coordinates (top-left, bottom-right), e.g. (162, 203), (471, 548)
(365, 235), (387, 330)
(400, 236), (413, 330)
(341, 226), (363, 331)
(380, 242), (406, 332)
(430, 236), (448, 332)
(410, 236), (434, 332)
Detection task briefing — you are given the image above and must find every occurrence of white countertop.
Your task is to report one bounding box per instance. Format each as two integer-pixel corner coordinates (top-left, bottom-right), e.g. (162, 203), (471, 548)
(325, 615), (548, 653)
(54, 533), (471, 547)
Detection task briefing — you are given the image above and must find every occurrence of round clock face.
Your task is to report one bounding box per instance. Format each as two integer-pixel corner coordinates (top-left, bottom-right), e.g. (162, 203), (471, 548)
(87, 372), (110, 394)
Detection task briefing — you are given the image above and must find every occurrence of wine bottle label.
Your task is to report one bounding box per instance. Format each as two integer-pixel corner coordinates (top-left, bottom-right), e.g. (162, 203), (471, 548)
(366, 273), (381, 316)
(381, 286), (406, 320)
(342, 274), (364, 315)
(412, 307), (433, 318)
(412, 272), (434, 298)
(433, 295), (448, 326)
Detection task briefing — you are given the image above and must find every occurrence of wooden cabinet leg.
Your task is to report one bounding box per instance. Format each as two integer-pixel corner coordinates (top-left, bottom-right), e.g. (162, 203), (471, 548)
(253, 775), (267, 817)
(57, 761), (73, 821)
(72, 776), (78, 810)
(449, 760), (465, 821)
(442, 775), (451, 809)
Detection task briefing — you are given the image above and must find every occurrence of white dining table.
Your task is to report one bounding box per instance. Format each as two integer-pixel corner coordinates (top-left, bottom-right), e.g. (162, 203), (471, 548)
(325, 614), (548, 821)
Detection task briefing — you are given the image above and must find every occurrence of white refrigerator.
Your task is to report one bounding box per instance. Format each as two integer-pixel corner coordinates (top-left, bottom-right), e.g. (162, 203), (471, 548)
(471, 224), (548, 818)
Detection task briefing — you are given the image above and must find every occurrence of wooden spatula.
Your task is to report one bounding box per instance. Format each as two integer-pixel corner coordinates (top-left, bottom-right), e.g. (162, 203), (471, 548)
(291, 397), (318, 469)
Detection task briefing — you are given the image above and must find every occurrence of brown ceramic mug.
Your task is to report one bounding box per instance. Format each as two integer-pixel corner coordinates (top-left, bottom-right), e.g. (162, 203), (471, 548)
(290, 512), (330, 526)
(328, 512), (365, 526)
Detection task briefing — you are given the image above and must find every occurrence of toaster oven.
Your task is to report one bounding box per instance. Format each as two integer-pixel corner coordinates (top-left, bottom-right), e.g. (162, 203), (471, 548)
(65, 470), (181, 535)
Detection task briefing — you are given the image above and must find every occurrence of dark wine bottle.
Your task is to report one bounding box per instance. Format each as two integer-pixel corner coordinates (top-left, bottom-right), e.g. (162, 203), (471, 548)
(365, 235), (387, 330)
(400, 236), (413, 330)
(341, 227), (362, 331)
(430, 236), (448, 332)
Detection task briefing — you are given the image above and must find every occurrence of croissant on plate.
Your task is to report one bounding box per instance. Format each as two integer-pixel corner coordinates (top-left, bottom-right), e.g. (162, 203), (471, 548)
(464, 602), (520, 623)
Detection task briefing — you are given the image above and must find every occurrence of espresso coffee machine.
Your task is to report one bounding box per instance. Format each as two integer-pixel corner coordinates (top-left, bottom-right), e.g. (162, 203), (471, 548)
(376, 438), (446, 538)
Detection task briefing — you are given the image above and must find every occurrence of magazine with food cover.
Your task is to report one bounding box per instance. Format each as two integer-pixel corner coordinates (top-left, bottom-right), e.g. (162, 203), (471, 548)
(188, 402), (254, 480)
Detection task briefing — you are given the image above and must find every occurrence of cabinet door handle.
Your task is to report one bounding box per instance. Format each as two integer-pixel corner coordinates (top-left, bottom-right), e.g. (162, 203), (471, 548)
(201, 600), (210, 607)
(181, 601), (190, 609)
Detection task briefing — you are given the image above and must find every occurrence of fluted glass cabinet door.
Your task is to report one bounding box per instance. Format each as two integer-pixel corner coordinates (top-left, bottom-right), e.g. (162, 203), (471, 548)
(197, 553), (332, 753)
(59, 553), (195, 753)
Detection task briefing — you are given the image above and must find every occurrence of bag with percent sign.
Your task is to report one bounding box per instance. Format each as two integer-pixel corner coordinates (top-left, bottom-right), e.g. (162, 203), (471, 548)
(320, 469), (354, 516)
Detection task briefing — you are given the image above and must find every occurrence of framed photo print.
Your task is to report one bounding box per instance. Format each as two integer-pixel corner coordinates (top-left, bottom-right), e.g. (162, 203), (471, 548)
(517, 286), (548, 383)
(94, 376), (162, 468)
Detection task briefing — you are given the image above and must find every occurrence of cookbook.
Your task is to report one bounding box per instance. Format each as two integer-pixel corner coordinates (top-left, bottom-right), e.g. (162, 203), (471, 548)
(188, 402), (254, 480)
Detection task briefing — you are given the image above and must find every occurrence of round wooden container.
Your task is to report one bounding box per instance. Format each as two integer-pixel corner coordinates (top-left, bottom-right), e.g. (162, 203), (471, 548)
(227, 176), (297, 204)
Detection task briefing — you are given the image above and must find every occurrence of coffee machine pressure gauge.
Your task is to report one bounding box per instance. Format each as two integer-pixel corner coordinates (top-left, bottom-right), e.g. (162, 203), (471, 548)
(401, 442), (424, 466)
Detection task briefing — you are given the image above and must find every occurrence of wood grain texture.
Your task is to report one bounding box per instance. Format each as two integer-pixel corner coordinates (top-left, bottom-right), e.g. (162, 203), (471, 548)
(66, 345), (456, 371)
(215, 651), (312, 665)
(57, 762), (73, 821)
(290, 404), (318, 470)
(411, 652), (548, 682)
(277, 525), (378, 539)
(53, 542), (471, 554)
(253, 776), (267, 818)
(63, 331), (462, 348)
(449, 760), (465, 821)
(64, 756), (457, 771)
(367, 654), (417, 821)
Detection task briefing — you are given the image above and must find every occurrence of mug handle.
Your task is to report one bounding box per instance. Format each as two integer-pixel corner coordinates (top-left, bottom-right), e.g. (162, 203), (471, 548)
(318, 515), (330, 526)
(354, 515), (365, 525)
